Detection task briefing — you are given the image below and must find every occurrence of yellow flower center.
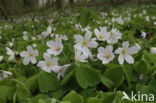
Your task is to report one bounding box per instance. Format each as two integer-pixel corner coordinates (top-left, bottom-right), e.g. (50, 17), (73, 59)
(110, 32), (115, 37)
(82, 41), (89, 46)
(104, 53), (111, 59)
(55, 46), (61, 51)
(122, 49), (128, 55)
(98, 34), (104, 39)
(46, 61), (53, 67)
(28, 52), (34, 57)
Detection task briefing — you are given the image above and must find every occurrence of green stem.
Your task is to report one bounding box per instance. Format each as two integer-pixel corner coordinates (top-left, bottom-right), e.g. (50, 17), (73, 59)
(121, 65), (131, 87)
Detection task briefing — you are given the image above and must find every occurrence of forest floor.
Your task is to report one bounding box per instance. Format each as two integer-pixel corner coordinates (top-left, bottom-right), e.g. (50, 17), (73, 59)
(0, 4), (156, 103)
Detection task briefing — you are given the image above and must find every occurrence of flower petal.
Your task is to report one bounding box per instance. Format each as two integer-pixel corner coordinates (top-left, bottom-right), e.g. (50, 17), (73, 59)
(47, 25), (52, 34)
(115, 48), (122, 54)
(20, 51), (28, 57)
(88, 41), (98, 48)
(125, 55), (134, 64)
(23, 57), (30, 65)
(94, 29), (100, 36)
(51, 66), (62, 73)
(27, 46), (33, 52)
(47, 41), (55, 48)
(85, 31), (92, 41)
(31, 58), (37, 64)
(128, 46), (139, 54)
(106, 45), (113, 52)
(122, 41), (129, 48)
(98, 47), (105, 53)
(118, 54), (124, 64)
(74, 35), (83, 42)
(37, 61), (45, 67)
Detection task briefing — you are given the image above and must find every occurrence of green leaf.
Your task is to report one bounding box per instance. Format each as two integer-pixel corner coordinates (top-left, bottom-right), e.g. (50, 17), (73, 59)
(75, 63), (101, 88)
(60, 101), (71, 103)
(63, 91), (84, 103)
(0, 86), (15, 101)
(136, 84), (156, 94)
(98, 92), (123, 103)
(135, 60), (148, 73)
(17, 85), (30, 100)
(0, 97), (6, 103)
(148, 79), (156, 91)
(144, 52), (156, 65)
(25, 75), (38, 90)
(0, 86), (9, 103)
(50, 88), (65, 99)
(27, 94), (49, 103)
(38, 71), (60, 93)
(61, 69), (74, 86)
(123, 65), (137, 82)
(104, 66), (124, 88)
(87, 97), (103, 103)
(101, 75), (114, 89)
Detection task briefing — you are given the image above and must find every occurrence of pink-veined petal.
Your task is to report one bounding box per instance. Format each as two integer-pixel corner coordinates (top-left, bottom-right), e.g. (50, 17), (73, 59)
(122, 41), (129, 48)
(88, 41), (98, 48)
(23, 57), (30, 65)
(74, 35), (83, 42)
(125, 55), (134, 64)
(128, 46), (139, 54)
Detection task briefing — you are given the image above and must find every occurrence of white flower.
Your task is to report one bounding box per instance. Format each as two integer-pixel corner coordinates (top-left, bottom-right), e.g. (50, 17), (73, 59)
(143, 10), (146, 14)
(115, 41), (139, 64)
(32, 44), (37, 48)
(41, 25), (53, 37)
(12, 38), (15, 42)
(97, 45), (115, 64)
(57, 64), (71, 80)
(47, 37), (63, 56)
(0, 56), (3, 62)
(75, 49), (88, 62)
(31, 36), (36, 40)
(83, 26), (91, 32)
(75, 23), (83, 31)
(23, 31), (29, 40)
(6, 47), (17, 61)
(94, 27), (109, 41)
(150, 47), (156, 54)
(112, 17), (124, 25)
(0, 71), (12, 81)
(23, 31), (27, 35)
(107, 28), (122, 44)
(74, 31), (98, 58)
(37, 53), (61, 73)
(8, 42), (14, 47)
(145, 16), (150, 21)
(56, 34), (68, 40)
(23, 34), (29, 40)
(75, 24), (90, 32)
(135, 43), (141, 50)
(141, 32), (147, 39)
(20, 46), (38, 65)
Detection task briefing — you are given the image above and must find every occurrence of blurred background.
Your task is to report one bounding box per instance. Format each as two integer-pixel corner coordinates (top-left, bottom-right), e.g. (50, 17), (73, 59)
(0, 0), (156, 18)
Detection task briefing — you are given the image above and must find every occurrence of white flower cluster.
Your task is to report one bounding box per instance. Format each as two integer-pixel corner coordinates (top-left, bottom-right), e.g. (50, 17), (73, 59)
(3, 24), (156, 80)
(19, 31), (70, 79)
(74, 27), (140, 65)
